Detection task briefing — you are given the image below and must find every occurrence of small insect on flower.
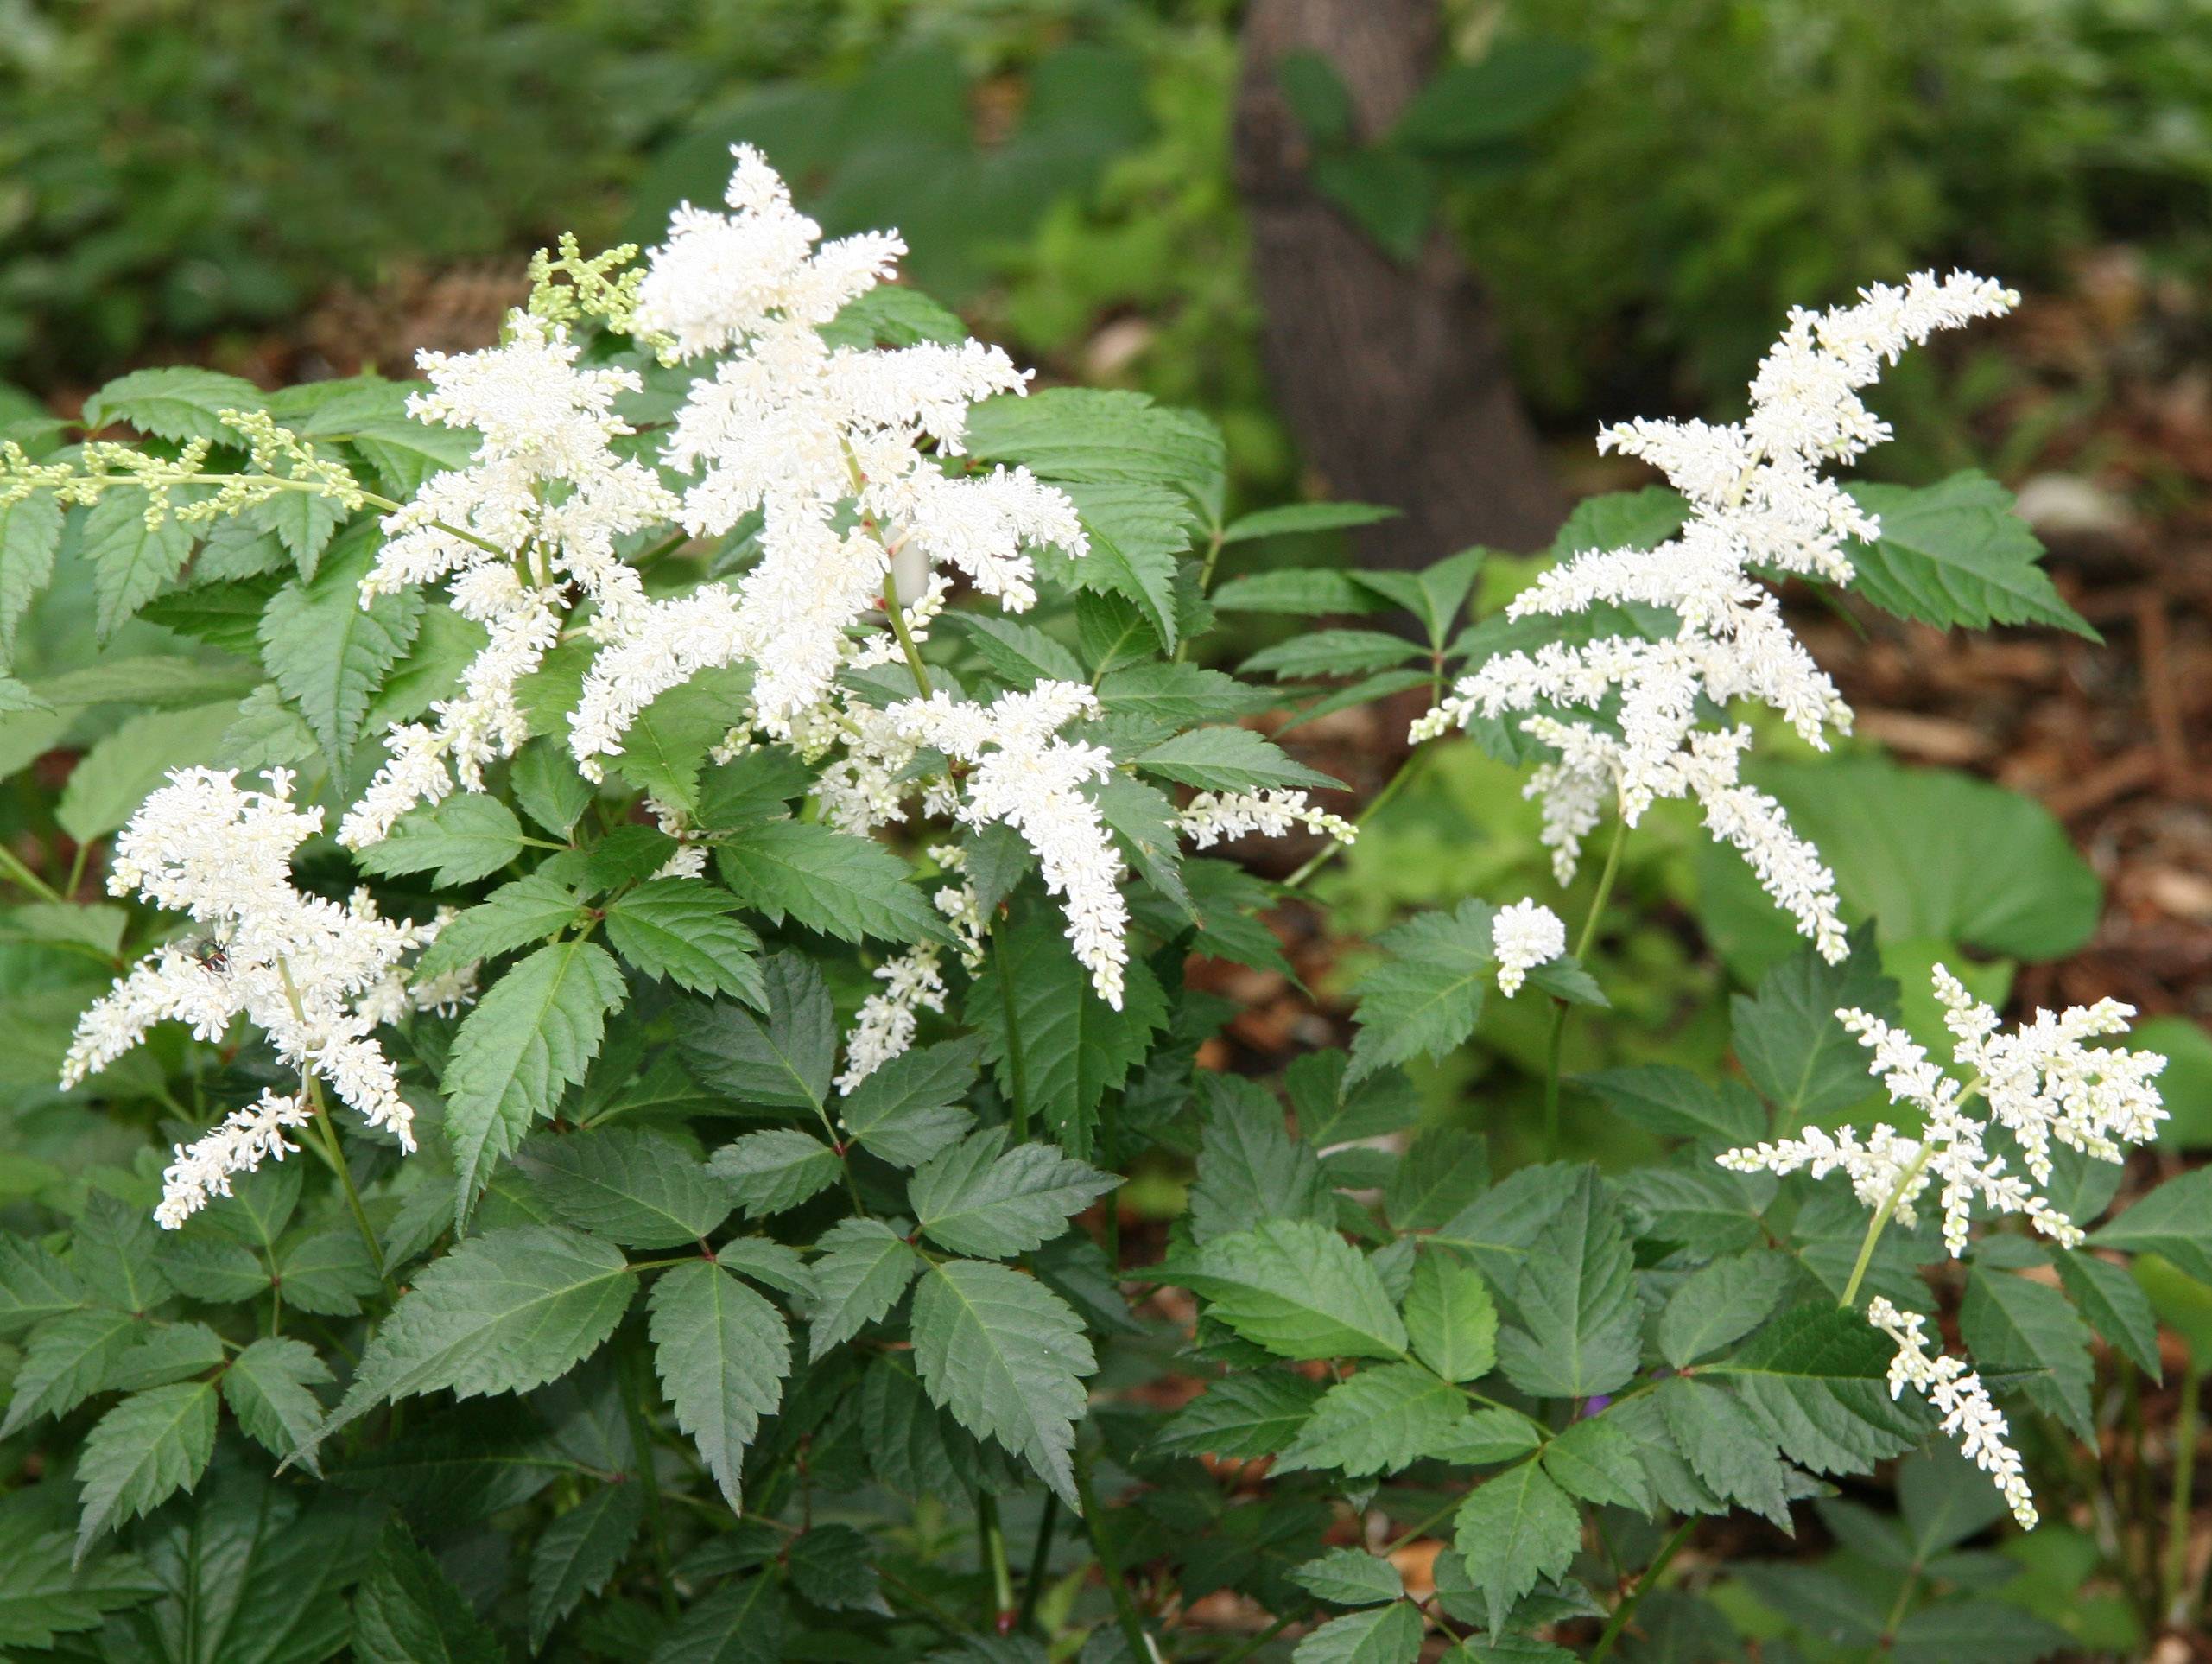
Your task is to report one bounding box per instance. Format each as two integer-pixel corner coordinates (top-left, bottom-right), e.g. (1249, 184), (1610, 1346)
(182, 933), (231, 975)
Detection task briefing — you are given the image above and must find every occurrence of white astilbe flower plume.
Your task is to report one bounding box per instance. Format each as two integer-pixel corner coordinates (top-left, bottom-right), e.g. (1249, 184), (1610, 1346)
(341, 312), (678, 846)
(1491, 899), (1567, 998)
(1417, 271), (2019, 962)
(570, 146), (1086, 768)
(1718, 967), (2164, 1257)
(63, 768), (465, 1227)
(891, 682), (1127, 1007)
(1176, 790), (1354, 852)
(1866, 1296), (2038, 1529)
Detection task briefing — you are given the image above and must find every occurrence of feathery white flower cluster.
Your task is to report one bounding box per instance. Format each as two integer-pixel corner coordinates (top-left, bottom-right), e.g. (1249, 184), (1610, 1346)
(1415, 271), (2019, 962)
(64, 769), (466, 1227)
(1491, 899), (1567, 997)
(833, 847), (986, 1095)
(567, 145), (1085, 769)
(341, 313), (677, 846)
(1866, 1296), (2038, 1528)
(1718, 966), (2164, 1256)
(1176, 790), (1355, 852)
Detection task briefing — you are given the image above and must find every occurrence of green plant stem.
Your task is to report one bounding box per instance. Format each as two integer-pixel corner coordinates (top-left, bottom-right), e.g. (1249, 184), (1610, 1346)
(1543, 810), (1628, 1159)
(977, 1492), (1017, 1633)
(299, 1075), (393, 1299)
(1382, 1492), (1464, 1554)
(1018, 1492), (1060, 1631)
(1872, 1564), (1923, 1659)
(994, 925), (1031, 1145)
(0, 840), (62, 903)
(1837, 1143), (1937, 1309)
(876, 1566), (968, 1645)
(64, 836), (91, 899)
(1074, 1448), (1152, 1662)
(1282, 746), (1429, 892)
(884, 581), (935, 698)
(2165, 1362), (2203, 1628)
(621, 1332), (680, 1618)
(1588, 1515), (1696, 1664)
(1173, 528), (1227, 664)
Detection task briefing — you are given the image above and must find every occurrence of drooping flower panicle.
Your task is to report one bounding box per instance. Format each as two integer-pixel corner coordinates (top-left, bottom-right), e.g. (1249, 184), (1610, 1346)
(65, 768), (467, 1226)
(1867, 1295), (2038, 1529)
(1417, 271), (2019, 962)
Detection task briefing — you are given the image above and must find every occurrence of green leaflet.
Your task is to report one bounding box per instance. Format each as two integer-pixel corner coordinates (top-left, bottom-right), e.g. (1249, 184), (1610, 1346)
(714, 817), (952, 946)
(75, 1381), (219, 1558)
(311, 1225), (634, 1450)
(910, 1257), (1094, 1508)
(355, 795), (528, 888)
(353, 1522), (506, 1664)
(82, 491), (196, 641)
(1290, 1602), (1424, 1664)
(259, 526), (422, 767)
(908, 1129), (1118, 1259)
(1186, 1073), (1329, 1245)
(1176, 1218), (1408, 1362)
(444, 938), (628, 1223)
(678, 951), (837, 1113)
(1403, 1251), (1498, 1383)
(807, 1217), (922, 1360)
(1493, 1167), (1640, 1400)
(604, 877), (767, 1004)
(836, 1036), (982, 1168)
(528, 1480), (643, 1647)
(516, 1127), (733, 1248)
(1150, 1371), (1325, 1461)
(81, 366), (268, 441)
(1454, 1459), (1582, 1636)
(1847, 472), (2094, 638)
(649, 1261), (791, 1511)
(1290, 1547), (1404, 1607)
(218, 1337), (332, 1467)
(1271, 1362), (1468, 1477)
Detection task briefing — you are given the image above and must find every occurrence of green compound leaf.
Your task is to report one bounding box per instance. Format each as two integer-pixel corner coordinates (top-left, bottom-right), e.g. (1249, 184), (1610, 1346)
(836, 1036), (981, 1168)
(910, 1258), (1095, 1508)
(677, 951), (837, 1114)
(807, 1217), (921, 1361)
(714, 818), (952, 946)
(219, 1337), (333, 1468)
(1150, 1370), (1325, 1462)
(648, 1261), (790, 1513)
(444, 939), (627, 1223)
(1272, 1362), (1469, 1477)
(1290, 1602), (1424, 1664)
(81, 366), (268, 442)
(1290, 1547), (1404, 1608)
(1136, 725), (1341, 793)
(710, 1129), (843, 1217)
(1344, 900), (1498, 1083)
(1403, 1251), (1499, 1383)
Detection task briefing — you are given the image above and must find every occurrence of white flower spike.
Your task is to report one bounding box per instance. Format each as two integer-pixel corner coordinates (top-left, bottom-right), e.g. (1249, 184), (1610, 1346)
(1417, 271), (2019, 962)
(1491, 899), (1568, 998)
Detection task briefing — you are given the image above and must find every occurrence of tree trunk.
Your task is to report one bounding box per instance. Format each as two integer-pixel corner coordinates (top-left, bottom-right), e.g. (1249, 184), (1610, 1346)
(1233, 0), (1566, 563)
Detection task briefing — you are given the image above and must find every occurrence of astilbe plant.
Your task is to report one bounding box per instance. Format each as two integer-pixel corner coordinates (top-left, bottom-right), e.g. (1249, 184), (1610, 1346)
(0, 149), (2194, 1663)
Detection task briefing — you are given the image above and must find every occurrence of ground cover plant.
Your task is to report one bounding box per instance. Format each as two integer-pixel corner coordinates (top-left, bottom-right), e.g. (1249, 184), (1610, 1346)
(0, 150), (2202, 1664)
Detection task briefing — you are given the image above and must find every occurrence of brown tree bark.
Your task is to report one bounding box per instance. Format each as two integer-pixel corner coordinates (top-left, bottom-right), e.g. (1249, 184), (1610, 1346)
(1233, 0), (1566, 562)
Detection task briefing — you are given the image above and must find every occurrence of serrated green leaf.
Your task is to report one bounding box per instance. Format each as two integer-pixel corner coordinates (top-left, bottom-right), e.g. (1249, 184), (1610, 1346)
(314, 1225), (632, 1450)
(220, 1336), (332, 1465)
(1220, 502), (1399, 546)
(2091, 1165), (2212, 1282)
(353, 1521), (505, 1664)
(1061, 480), (1195, 650)
(1210, 568), (1389, 615)
(1706, 1305), (1930, 1474)
(605, 878), (765, 1003)
(1657, 1249), (1794, 1369)
(139, 578), (284, 658)
(1888, 1598), (2074, 1664)
(1385, 1127), (1491, 1233)
(250, 486), (345, 577)
(1345, 900), (1497, 1083)
(714, 1237), (815, 1300)
(517, 1127), (732, 1247)
(2, 1310), (141, 1438)
(1275, 1362), (1468, 1476)
(808, 1217), (921, 1360)
(0, 489), (60, 670)
(1543, 1413), (1651, 1511)
(1150, 1370), (1325, 1460)
(1188, 1073), (1329, 1245)
(910, 1129), (1117, 1259)
(1180, 1218), (1407, 1362)
(957, 613), (1087, 687)
(836, 1036), (980, 1167)
(354, 794), (526, 888)
(529, 1480), (643, 1647)
(1495, 1167), (1640, 1400)
(910, 1258), (1094, 1508)
(1730, 926), (1898, 1124)
(1137, 726), (1341, 793)
(0, 1235), (83, 1335)
(677, 952), (837, 1113)
(1241, 629), (1425, 682)
(2056, 1248), (2161, 1378)
(414, 873), (585, 982)
(967, 911), (1167, 1158)
(0, 1521), (157, 1648)
(1454, 1459), (1582, 1635)
(1292, 1602), (1424, 1664)
(259, 529), (422, 765)
(714, 817), (950, 946)
(1657, 1375), (1791, 1526)
(649, 1261), (789, 1512)
(607, 664), (752, 812)
(444, 939), (627, 1221)
(276, 1229), (383, 1316)
(645, 1572), (783, 1664)
(710, 1128), (842, 1216)
(1961, 1266), (2094, 1439)
(1291, 1547), (1405, 1607)
(107, 1321), (225, 1390)
(965, 386), (1226, 518)
(1847, 473), (2093, 638)
(76, 1382), (218, 1558)
(81, 367), (267, 441)
(81, 492), (196, 642)
(1404, 1252), (1498, 1382)
(1581, 1064), (1766, 1146)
